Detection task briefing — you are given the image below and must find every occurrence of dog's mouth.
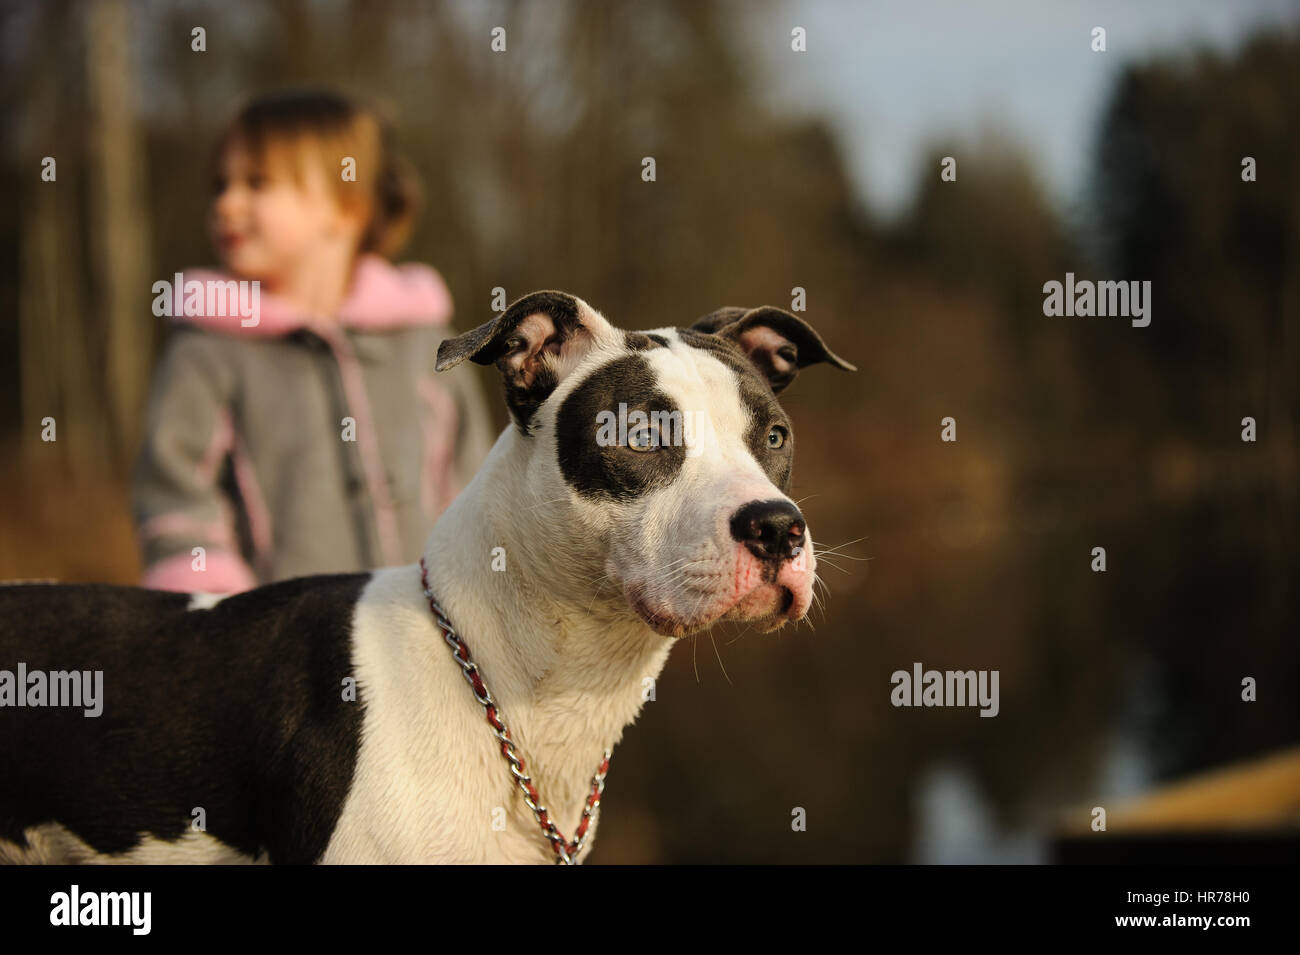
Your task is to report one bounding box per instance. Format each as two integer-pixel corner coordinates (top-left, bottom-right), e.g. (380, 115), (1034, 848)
(627, 592), (691, 638)
(626, 583), (797, 639)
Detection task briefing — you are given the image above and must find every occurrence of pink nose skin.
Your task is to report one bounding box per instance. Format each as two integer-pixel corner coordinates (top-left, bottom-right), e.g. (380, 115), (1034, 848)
(775, 548), (814, 618)
(730, 544), (814, 622)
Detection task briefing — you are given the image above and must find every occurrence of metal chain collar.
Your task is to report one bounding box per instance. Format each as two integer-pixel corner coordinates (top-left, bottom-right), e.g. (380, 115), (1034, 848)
(419, 557), (611, 865)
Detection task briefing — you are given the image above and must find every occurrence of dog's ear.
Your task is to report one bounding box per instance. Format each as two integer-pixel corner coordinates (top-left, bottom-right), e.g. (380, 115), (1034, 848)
(691, 306), (856, 394)
(437, 290), (613, 432)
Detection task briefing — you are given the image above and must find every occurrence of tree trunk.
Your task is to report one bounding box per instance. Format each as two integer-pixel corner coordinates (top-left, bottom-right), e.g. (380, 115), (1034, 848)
(86, 0), (154, 471)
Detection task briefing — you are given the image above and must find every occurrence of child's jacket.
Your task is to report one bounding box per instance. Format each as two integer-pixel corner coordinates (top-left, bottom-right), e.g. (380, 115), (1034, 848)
(131, 255), (498, 592)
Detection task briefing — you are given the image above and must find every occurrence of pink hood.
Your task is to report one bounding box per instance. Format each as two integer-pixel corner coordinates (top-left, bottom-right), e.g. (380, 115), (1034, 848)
(164, 254), (453, 337)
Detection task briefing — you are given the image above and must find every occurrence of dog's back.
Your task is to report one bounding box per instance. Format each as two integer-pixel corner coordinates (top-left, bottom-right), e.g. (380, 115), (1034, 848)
(0, 576), (368, 864)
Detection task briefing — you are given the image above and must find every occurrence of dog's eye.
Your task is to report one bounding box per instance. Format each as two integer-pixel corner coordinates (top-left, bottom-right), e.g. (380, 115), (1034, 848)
(627, 425), (658, 452)
(767, 426), (787, 449)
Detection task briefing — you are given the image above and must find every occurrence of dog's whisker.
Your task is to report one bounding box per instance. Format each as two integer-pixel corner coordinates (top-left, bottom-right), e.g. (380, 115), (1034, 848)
(809, 533), (867, 546)
(659, 556), (702, 573)
(810, 574), (828, 617)
(815, 550), (870, 563)
(584, 574), (614, 615)
(809, 535), (870, 559)
(811, 545), (869, 560)
(725, 623), (755, 646)
(708, 630), (732, 685)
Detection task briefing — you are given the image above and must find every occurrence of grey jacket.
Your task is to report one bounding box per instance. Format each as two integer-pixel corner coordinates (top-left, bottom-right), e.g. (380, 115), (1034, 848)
(131, 256), (498, 592)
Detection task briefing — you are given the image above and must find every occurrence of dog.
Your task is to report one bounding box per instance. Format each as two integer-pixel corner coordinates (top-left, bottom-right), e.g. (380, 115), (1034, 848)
(0, 291), (854, 864)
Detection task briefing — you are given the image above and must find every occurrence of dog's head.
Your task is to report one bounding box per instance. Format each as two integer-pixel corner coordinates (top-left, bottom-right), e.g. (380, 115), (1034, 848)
(437, 291), (855, 638)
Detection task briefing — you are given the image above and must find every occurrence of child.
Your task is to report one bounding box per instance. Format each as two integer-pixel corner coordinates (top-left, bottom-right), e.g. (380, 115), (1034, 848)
(132, 89), (497, 592)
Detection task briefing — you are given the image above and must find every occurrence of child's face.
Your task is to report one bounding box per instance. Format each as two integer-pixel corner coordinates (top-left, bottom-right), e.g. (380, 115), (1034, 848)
(210, 140), (358, 280)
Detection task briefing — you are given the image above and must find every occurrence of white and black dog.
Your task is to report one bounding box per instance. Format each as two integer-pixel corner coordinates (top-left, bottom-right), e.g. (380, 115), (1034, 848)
(0, 291), (854, 864)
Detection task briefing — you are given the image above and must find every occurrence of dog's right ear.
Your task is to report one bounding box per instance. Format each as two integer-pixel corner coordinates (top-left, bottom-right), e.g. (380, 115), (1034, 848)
(436, 290), (614, 433)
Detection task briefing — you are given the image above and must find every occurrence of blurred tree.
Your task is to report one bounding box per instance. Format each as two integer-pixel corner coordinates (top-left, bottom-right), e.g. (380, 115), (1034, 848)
(1088, 32), (1299, 777)
(1091, 33), (1299, 454)
(87, 0), (154, 462)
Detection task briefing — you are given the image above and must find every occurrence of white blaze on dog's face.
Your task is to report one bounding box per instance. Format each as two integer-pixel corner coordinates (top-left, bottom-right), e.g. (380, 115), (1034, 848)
(436, 293), (856, 639)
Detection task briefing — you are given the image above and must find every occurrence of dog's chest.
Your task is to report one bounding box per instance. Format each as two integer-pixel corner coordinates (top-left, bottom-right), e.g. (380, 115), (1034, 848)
(320, 572), (611, 863)
(323, 722), (601, 863)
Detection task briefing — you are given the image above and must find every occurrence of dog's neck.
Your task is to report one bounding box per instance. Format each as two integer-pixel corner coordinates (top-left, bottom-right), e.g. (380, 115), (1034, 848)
(419, 429), (675, 831)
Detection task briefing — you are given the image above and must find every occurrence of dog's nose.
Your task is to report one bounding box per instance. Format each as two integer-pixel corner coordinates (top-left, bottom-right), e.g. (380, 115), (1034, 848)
(730, 500), (807, 562)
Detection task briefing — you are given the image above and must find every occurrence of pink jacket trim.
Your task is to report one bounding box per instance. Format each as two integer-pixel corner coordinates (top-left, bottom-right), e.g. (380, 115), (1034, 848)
(418, 376), (460, 519)
(142, 549), (258, 594)
(165, 254), (453, 338)
(230, 428), (274, 567)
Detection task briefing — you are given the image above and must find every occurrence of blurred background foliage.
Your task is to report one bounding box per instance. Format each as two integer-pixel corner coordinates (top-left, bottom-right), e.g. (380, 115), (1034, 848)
(0, 0), (1295, 862)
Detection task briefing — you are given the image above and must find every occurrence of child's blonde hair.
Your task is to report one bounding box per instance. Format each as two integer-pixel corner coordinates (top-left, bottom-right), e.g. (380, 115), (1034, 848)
(215, 89), (420, 257)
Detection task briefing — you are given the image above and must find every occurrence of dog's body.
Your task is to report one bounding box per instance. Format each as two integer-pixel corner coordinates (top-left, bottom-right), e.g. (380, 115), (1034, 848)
(0, 292), (853, 864)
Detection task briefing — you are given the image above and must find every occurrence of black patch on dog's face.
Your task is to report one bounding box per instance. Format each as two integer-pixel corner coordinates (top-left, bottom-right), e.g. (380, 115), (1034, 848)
(557, 354), (688, 500)
(677, 329), (795, 491)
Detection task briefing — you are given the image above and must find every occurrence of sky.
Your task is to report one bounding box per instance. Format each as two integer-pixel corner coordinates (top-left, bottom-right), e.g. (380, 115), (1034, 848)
(745, 0), (1300, 221)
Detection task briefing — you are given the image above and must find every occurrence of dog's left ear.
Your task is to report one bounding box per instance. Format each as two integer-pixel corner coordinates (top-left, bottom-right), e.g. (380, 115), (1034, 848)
(437, 290), (615, 432)
(691, 306), (856, 394)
